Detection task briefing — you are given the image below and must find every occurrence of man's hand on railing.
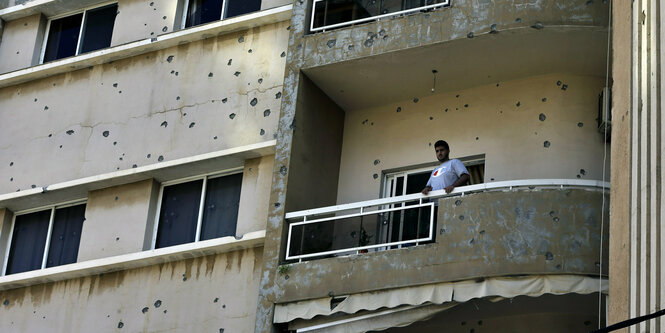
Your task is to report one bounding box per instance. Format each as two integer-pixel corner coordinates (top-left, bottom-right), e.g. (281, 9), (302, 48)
(444, 186), (455, 194)
(421, 186), (433, 195)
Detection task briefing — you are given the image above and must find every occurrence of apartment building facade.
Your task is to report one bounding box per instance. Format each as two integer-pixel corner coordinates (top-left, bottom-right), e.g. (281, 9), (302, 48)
(0, 0), (290, 331)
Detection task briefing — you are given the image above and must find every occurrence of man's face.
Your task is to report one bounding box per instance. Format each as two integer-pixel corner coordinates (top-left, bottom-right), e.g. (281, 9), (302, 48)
(435, 146), (449, 162)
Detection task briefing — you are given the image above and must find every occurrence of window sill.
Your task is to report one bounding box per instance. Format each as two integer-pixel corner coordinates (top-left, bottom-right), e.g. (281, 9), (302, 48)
(0, 229), (265, 292)
(0, 140), (276, 212)
(0, 4), (292, 89)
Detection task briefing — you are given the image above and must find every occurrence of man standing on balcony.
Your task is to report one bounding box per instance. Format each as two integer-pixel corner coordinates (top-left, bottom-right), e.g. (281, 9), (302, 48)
(422, 140), (470, 195)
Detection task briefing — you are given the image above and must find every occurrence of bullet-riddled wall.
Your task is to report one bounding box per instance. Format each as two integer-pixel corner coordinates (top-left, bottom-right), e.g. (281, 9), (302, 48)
(0, 20), (289, 194)
(335, 73), (610, 204)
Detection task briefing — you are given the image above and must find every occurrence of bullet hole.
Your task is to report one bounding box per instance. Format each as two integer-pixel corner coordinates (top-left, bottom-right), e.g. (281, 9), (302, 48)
(348, 44), (355, 50)
(542, 97), (547, 102)
(545, 252), (554, 260)
(113, 83), (118, 88)
(580, 169), (586, 175)
(458, 215), (464, 220)
(576, 174), (581, 178)
(543, 140), (551, 148)
(258, 78), (263, 84)
(149, 1), (154, 5)
(264, 109), (271, 117)
(556, 80), (562, 86)
(280, 166), (287, 175)
(466, 32), (474, 38)
(44, 106), (49, 110)
(455, 200), (462, 206)
(175, 72), (178, 76)
(553, 217), (560, 222)
(214, 298), (219, 303)
(238, 36), (244, 43)
(103, 131), (110, 137)
(117, 322), (124, 328)
(176, 96), (180, 100)
(250, 98), (258, 106)
(66, 130), (74, 135)
(189, 122), (195, 128)
(166, 55), (174, 63)
(116, 237), (120, 241)
(142, 307), (149, 314)
(162, 26), (168, 32)
(234, 71), (241, 77)
(30, 184), (36, 188)
(531, 21), (544, 29)
(274, 202), (281, 207)
(132, 164), (137, 168)
(229, 113), (236, 119)
(10, 178), (13, 182)
(158, 155), (164, 162)
(479, 230), (485, 235)
(260, 129), (265, 135)
(464, 104), (469, 108)
(561, 84), (568, 91)
(280, 51), (286, 57)
(461, 321), (466, 326)
(490, 178), (495, 181)
(373, 173), (378, 179)
(219, 329), (225, 333)
(440, 229), (445, 234)
(490, 24), (498, 34)
(183, 275), (187, 281)
(60, 145), (63, 148)
(160, 121), (168, 128)
(549, 211), (556, 217)
(154, 300), (162, 308)
(413, 98), (419, 103)
(475, 137), (479, 140)
(3, 299), (9, 306)
(516, 101), (521, 107)
(222, 98), (228, 103)
(170, 70), (174, 74)
(213, 136), (217, 140)
(444, 108), (448, 112)
(539, 113), (546, 121)
(469, 238), (475, 244)
(364, 38), (374, 47)
(119, 90), (123, 94)
(372, 159), (381, 166)
(163, 15), (167, 19)
(496, 83), (500, 87)
(371, 122), (374, 126)
(119, 157), (123, 161)
(285, 274), (290, 280)
(208, 72), (214, 77)
(275, 92), (282, 99)
(327, 39), (336, 48)
(577, 122), (585, 128)
(9, 161), (14, 167)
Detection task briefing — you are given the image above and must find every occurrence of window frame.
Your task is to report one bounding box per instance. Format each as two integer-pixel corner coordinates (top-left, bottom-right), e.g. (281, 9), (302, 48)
(179, 0), (261, 29)
(1, 198), (87, 276)
(151, 167), (244, 249)
(39, 1), (118, 64)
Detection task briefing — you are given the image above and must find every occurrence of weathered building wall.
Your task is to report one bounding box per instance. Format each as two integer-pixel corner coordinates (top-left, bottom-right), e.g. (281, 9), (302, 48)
(111, 0), (181, 47)
(237, 155), (275, 236)
(275, 188), (608, 303)
(336, 74), (609, 204)
(0, 20), (289, 194)
(0, 13), (44, 74)
(0, 247), (264, 333)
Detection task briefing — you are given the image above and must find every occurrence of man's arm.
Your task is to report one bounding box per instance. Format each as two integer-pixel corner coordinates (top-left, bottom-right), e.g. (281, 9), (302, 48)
(444, 173), (470, 194)
(421, 185), (433, 195)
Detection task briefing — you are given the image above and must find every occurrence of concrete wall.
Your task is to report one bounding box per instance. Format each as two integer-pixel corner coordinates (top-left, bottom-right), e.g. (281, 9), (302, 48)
(237, 155), (274, 237)
(0, 247), (264, 333)
(0, 209), (12, 270)
(275, 188), (609, 303)
(111, 0), (181, 47)
(0, 20), (289, 194)
(78, 179), (159, 261)
(335, 73), (609, 204)
(0, 13), (44, 74)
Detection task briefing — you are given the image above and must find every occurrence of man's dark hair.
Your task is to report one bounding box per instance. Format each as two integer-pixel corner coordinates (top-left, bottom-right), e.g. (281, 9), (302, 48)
(434, 140), (449, 150)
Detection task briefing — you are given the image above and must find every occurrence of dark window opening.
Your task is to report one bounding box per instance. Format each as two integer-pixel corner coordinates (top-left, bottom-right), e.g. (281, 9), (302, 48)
(200, 173), (243, 240)
(5, 210), (51, 275)
(185, 0), (224, 27)
(155, 180), (203, 248)
(79, 4), (118, 54)
(224, 0), (262, 19)
(46, 204), (86, 268)
(43, 13), (84, 62)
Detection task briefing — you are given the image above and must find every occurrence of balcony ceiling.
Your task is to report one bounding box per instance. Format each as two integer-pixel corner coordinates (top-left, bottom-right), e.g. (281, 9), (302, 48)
(302, 27), (609, 112)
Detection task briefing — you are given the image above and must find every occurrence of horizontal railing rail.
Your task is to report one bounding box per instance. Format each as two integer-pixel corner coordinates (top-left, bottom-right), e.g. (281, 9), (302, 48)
(284, 179), (609, 261)
(310, 0), (452, 32)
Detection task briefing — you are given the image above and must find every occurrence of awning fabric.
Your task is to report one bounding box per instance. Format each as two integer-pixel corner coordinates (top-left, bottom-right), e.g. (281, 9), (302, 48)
(274, 274), (607, 331)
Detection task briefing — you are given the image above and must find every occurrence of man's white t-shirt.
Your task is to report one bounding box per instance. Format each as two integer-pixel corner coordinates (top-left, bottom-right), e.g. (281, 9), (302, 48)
(426, 159), (469, 191)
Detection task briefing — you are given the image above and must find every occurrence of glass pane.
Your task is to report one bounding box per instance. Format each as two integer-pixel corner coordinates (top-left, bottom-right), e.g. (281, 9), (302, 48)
(6, 210), (51, 274)
(46, 204), (86, 268)
(224, 0), (261, 19)
(200, 173), (243, 240)
(79, 4), (118, 54)
(43, 13), (83, 62)
(155, 180), (203, 248)
(185, 0), (223, 27)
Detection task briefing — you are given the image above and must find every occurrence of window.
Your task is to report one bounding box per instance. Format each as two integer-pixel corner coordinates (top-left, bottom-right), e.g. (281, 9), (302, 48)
(2, 202), (86, 275)
(152, 171), (243, 249)
(41, 3), (118, 63)
(182, 0), (262, 28)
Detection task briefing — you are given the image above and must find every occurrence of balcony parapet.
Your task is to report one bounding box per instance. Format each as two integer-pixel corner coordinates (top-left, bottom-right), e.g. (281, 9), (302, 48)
(276, 179), (609, 303)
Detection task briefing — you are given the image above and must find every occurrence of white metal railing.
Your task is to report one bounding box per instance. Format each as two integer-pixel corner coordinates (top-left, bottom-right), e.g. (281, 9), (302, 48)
(310, 0), (452, 32)
(284, 179), (609, 261)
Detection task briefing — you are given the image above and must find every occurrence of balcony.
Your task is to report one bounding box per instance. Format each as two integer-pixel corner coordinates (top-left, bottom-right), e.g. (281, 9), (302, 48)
(278, 179), (608, 302)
